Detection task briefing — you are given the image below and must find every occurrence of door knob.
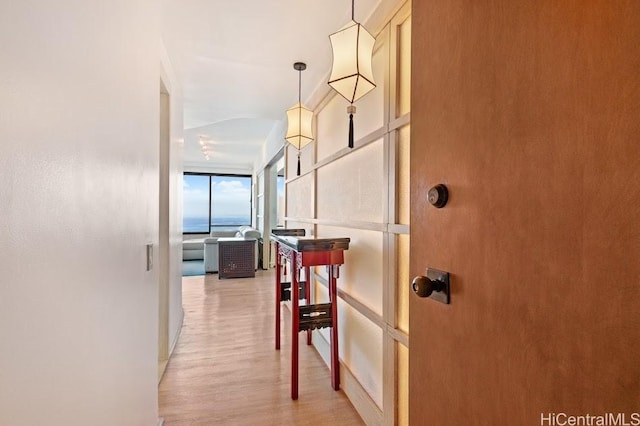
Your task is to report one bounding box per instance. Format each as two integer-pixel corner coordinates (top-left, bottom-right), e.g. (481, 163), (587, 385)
(411, 268), (450, 304)
(412, 276), (444, 298)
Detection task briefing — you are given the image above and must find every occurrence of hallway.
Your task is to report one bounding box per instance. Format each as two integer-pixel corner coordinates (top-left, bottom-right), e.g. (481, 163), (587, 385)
(159, 270), (364, 425)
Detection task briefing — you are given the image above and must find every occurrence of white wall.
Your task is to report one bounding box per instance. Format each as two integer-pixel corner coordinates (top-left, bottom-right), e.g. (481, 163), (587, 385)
(254, 119), (286, 172)
(0, 1), (164, 425)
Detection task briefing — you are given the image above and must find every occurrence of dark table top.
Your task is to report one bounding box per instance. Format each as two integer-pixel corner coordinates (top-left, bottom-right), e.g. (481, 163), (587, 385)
(271, 234), (350, 252)
(270, 228), (306, 237)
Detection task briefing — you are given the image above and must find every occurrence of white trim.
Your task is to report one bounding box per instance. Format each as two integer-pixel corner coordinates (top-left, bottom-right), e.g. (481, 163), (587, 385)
(388, 223), (410, 235)
(158, 308), (184, 384)
(183, 162), (253, 175)
(313, 272), (385, 329)
(390, 112), (410, 131)
(169, 308), (184, 356)
(387, 326), (409, 348)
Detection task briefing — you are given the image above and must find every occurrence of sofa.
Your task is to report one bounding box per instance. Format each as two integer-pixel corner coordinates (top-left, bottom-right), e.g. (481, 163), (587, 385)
(183, 238), (207, 260)
(204, 226), (261, 273)
(183, 230), (237, 261)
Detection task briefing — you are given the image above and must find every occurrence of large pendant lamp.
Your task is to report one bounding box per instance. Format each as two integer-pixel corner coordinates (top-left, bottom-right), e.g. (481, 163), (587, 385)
(285, 62), (314, 176)
(328, 0), (376, 148)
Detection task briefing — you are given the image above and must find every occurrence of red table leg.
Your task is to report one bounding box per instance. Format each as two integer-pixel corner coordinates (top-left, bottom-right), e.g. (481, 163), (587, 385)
(329, 265), (340, 391)
(305, 266), (312, 345)
(291, 253), (299, 400)
(275, 243), (281, 350)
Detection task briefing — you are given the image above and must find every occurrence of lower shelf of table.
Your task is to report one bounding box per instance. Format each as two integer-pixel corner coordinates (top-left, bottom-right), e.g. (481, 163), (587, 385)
(299, 303), (333, 331)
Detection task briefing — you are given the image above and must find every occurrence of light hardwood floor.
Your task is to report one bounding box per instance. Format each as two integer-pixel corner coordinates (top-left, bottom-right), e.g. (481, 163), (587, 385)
(159, 270), (364, 425)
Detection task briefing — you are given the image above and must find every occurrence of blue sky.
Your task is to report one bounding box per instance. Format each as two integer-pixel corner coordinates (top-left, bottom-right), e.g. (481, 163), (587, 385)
(183, 175), (251, 218)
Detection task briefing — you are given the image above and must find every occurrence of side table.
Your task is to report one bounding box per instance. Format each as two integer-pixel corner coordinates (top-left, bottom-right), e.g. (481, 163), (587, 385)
(217, 237), (256, 279)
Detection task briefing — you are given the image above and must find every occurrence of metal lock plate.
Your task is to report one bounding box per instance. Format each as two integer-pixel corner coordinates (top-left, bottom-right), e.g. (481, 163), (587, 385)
(426, 268), (450, 304)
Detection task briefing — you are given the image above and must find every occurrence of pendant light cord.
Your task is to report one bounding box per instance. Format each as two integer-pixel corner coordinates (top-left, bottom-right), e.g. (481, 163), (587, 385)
(351, 0), (355, 20)
(298, 66), (302, 174)
(298, 69), (301, 104)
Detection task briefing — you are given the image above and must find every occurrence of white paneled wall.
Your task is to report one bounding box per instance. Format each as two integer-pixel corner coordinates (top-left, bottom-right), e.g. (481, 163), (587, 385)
(286, 172), (314, 219)
(316, 95), (352, 161)
(284, 3), (412, 424)
(316, 225), (384, 316)
(316, 140), (385, 223)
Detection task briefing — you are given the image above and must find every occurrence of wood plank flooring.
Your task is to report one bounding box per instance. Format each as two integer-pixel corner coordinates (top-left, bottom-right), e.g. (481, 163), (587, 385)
(159, 270), (364, 425)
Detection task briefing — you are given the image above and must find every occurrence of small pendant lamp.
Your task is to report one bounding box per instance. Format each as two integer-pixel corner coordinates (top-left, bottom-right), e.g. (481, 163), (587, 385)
(285, 62), (314, 176)
(328, 0), (376, 148)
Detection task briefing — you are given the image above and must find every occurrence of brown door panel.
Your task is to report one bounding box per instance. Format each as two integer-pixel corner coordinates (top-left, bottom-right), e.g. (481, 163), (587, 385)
(410, 1), (640, 424)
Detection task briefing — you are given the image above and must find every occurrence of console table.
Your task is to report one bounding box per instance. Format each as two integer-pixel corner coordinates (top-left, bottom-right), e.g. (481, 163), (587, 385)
(271, 231), (350, 400)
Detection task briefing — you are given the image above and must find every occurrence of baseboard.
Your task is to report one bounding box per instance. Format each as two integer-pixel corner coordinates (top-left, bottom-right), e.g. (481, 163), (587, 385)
(158, 359), (169, 385)
(169, 308), (184, 356)
(312, 330), (384, 426)
(159, 308), (185, 384)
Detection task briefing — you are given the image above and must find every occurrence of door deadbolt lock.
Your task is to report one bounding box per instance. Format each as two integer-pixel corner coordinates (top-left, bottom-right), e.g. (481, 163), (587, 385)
(412, 268), (450, 304)
(428, 184), (448, 208)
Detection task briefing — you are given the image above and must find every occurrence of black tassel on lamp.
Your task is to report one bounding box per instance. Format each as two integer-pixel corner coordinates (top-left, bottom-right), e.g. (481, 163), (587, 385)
(347, 105), (355, 149)
(297, 153), (301, 176)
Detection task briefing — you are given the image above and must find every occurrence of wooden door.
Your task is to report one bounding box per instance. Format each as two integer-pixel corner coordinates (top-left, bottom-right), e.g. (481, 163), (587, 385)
(409, 1), (640, 424)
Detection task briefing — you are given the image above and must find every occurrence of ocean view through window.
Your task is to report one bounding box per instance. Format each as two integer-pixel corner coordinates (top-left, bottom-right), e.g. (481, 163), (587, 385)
(183, 173), (252, 233)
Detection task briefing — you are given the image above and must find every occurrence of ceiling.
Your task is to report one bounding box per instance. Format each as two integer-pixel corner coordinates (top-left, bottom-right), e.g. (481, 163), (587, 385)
(161, 0), (383, 172)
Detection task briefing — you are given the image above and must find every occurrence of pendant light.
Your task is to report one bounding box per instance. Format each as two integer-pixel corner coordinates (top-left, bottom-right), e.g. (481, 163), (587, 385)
(328, 0), (376, 148)
(285, 62), (314, 176)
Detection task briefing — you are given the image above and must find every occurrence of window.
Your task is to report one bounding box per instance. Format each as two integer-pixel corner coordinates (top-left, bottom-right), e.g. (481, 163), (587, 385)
(183, 174), (210, 233)
(183, 173), (252, 234)
(210, 175), (252, 229)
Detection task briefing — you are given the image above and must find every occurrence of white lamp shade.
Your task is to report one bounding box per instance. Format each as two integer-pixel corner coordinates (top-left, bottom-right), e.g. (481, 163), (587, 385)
(285, 102), (314, 150)
(328, 20), (376, 103)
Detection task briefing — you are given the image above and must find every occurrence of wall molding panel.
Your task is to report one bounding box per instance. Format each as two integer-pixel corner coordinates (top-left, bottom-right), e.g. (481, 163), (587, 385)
(284, 2), (412, 424)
